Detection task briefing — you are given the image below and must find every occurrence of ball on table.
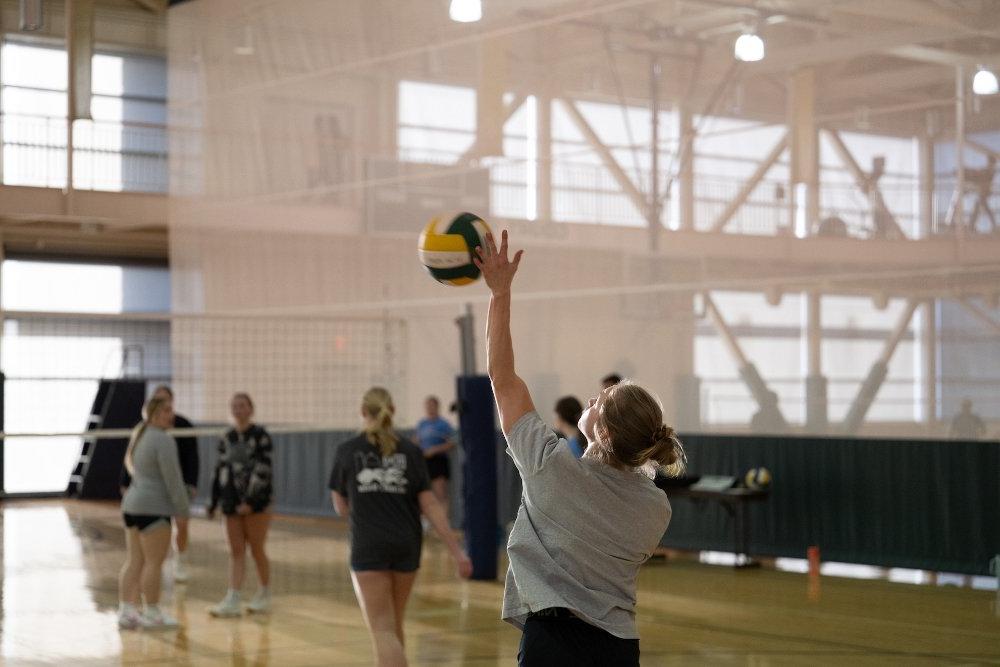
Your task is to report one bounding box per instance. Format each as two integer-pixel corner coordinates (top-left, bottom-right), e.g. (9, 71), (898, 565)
(418, 212), (492, 286)
(744, 467), (772, 490)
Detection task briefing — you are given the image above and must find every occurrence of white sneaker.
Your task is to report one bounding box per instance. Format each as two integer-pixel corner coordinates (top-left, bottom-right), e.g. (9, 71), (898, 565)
(118, 606), (142, 630)
(246, 589), (271, 614)
(209, 592), (242, 617)
(140, 606), (179, 630)
(173, 554), (189, 583)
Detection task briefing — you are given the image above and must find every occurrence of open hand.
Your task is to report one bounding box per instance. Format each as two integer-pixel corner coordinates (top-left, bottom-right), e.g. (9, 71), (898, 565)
(473, 230), (523, 295)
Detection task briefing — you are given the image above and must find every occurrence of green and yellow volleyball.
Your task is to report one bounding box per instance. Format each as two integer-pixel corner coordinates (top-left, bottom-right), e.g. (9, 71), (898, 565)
(418, 212), (492, 286)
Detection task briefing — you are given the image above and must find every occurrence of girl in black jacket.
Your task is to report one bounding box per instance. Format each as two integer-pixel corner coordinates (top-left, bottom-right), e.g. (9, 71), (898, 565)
(208, 392), (274, 617)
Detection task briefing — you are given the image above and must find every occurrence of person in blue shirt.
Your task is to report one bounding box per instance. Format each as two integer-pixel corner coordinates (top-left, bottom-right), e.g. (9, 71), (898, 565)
(414, 396), (456, 521)
(554, 396), (586, 458)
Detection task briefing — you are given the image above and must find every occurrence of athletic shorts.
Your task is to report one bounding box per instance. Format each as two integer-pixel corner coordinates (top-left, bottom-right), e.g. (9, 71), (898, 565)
(351, 544), (422, 573)
(123, 513), (171, 532)
(518, 608), (639, 667)
(221, 507), (269, 517)
(426, 454), (450, 480)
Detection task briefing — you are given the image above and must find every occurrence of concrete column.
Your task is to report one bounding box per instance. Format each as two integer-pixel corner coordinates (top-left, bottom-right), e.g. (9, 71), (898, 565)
(65, 0), (76, 211)
(648, 57), (662, 249)
(803, 292), (828, 432)
(921, 299), (938, 425)
(788, 68), (819, 236)
(918, 135), (935, 238)
(677, 105), (695, 231)
(476, 38), (506, 158)
(536, 93), (552, 223)
(672, 290), (700, 432)
(955, 66), (966, 240)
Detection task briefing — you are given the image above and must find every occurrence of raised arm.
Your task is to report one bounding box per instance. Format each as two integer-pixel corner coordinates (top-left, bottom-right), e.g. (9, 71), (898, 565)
(474, 230), (534, 435)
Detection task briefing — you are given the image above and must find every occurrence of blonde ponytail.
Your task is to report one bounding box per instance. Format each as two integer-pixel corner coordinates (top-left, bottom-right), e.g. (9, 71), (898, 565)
(124, 394), (171, 474)
(593, 380), (687, 477)
(639, 425), (687, 478)
(362, 387), (399, 457)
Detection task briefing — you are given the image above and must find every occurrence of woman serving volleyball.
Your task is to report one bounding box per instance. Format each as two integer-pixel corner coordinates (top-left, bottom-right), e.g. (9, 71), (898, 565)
(474, 230), (686, 666)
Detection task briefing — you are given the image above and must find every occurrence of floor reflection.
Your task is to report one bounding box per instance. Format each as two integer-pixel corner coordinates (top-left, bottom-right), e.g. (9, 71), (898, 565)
(2, 500), (996, 666)
(1, 503), (122, 662)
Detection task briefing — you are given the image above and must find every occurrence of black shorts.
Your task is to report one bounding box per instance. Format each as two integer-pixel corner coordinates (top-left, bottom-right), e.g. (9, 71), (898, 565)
(351, 543), (422, 573)
(426, 454), (450, 480)
(123, 513), (171, 532)
(518, 608), (639, 667)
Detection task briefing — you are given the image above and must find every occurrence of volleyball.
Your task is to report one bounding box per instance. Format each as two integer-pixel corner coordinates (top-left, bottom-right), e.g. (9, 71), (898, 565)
(418, 212), (492, 286)
(744, 467), (772, 490)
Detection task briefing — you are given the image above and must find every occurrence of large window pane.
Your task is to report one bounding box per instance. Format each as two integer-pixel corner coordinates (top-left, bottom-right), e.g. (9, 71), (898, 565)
(1, 40), (166, 193)
(0, 262), (171, 494)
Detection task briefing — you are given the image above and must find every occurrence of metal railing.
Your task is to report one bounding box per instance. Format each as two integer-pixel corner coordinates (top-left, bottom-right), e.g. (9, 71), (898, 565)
(4, 110), (994, 238)
(699, 375), (1000, 427)
(398, 144), (998, 239)
(0, 112), (168, 193)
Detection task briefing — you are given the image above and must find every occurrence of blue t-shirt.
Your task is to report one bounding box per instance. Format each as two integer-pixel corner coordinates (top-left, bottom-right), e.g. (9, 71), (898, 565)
(566, 435), (584, 458)
(415, 417), (455, 453)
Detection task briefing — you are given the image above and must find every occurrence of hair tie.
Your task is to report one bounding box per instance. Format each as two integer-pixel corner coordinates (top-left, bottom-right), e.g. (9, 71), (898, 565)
(652, 424), (670, 444)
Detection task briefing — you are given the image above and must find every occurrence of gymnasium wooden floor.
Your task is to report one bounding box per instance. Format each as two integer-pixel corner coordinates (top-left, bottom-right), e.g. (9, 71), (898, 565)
(1, 500), (997, 665)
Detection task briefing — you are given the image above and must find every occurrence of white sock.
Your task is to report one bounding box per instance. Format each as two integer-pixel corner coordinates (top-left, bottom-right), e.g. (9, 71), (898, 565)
(226, 589), (241, 601)
(119, 601), (137, 614)
(145, 604), (161, 615)
(256, 586), (270, 597)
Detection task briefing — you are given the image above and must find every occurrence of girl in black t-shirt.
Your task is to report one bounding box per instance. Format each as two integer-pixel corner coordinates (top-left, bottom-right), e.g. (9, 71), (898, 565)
(208, 392), (274, 617)
(329, 387), (471, 666)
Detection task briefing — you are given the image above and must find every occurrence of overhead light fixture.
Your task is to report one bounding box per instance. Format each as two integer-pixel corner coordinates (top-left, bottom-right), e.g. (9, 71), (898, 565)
(972, 67), (998, 96)
(449, 0), (482, 23)
(734, 31), (765, 62)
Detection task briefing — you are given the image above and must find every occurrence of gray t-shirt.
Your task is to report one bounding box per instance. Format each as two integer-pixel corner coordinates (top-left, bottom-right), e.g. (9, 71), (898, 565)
(502, 411), (671, 639)
(121, 426), (191, 518)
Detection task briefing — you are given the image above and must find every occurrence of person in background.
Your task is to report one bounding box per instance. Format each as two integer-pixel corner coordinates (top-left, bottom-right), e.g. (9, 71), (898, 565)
(208, 392), (274, 617)
(121, 384), (199, 582)
(330, 387), (472, 666)
(601, 374), (622, 391)
(118, 394), (190, 630)
(553, 396), (586, 458)
(414, 395), (456, 522)
(949, 398), (987, 440)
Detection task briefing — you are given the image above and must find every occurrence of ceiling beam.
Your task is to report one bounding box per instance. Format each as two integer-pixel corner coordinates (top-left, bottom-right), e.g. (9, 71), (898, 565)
(832, 0), (979, 32)
(887, 45), (1000, 70)
(693, 25), (978, 82)
(824, 64), (950, 102)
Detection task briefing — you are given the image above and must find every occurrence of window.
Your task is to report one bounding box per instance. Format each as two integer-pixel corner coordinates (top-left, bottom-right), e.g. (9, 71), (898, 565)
(1, 261), (170, 493)
(0, 40), (167, 192)
(397, 80), (476, 163)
